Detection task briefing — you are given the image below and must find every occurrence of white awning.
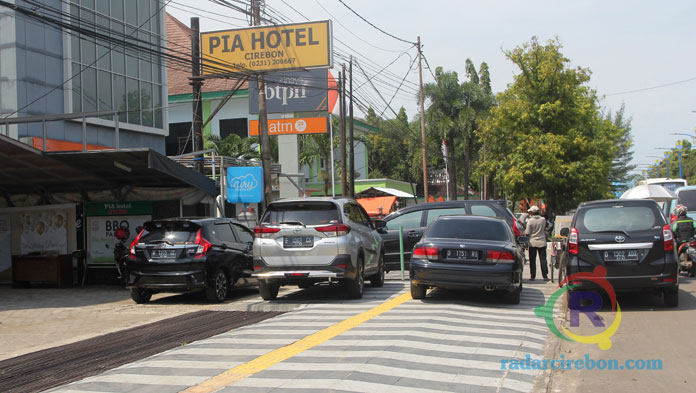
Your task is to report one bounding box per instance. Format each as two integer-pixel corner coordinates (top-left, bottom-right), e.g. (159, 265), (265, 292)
(356, 186), (414, 198)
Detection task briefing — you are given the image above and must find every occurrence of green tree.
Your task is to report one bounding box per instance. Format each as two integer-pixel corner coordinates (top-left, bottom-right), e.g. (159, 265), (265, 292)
(479, 37), (621, 213)
(606, 104), (636, 192)
(205, 133), (262, 160)
(423, 67), (465, 199)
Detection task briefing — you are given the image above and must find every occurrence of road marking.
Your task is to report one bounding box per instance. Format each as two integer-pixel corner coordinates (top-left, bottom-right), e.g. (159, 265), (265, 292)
(180, 291), (413, 393)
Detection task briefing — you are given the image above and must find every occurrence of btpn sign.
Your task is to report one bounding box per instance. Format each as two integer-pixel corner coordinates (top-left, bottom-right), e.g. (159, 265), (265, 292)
(248, 69), (329, 114)
(201, 21), (332, 73)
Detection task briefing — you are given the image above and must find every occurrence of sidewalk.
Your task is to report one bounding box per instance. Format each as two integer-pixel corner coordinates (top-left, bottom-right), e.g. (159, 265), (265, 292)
(0, 285), (231, 361)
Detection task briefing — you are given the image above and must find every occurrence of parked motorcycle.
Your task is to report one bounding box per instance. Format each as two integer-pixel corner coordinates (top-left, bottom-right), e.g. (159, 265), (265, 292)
(112, 227), (130, 284)
(677, 238), (696, 277)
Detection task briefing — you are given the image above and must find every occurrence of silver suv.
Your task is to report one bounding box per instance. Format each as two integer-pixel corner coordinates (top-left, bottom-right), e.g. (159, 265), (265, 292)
(252, 197), (386, 300)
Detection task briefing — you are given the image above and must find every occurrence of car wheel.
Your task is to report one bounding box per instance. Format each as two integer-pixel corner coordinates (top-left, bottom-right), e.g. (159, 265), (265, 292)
(410, 280), (426, 299)
(259, 280), (280, 300)
(205, 269), (229, 303)
(504, 285), (522, 305)
(664, 288), (679, 307)
(345, 257), (364, 299)
(370, 254), (385, 288)
(130, 288), (152, 304)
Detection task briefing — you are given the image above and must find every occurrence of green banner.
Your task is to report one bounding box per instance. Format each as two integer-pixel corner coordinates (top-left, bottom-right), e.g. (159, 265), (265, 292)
(85, 201), (152, 216)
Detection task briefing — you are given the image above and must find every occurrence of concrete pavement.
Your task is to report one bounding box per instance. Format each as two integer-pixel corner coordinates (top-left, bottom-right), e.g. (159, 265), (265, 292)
(546, 275), (696, 393)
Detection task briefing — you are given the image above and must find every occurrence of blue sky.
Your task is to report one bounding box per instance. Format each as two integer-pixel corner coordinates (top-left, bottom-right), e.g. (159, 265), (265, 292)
(168, 0), (696, 173)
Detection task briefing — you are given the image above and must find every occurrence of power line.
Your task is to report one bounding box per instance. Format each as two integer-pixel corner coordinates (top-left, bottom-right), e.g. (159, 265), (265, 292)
(335, 0), (415, 45)
(606, 77), (696, 96)
(274, 0), (418, 88)
(379, 56), (418, 118)
(314, 0), (413, 54)
(420, 50), (437, 82)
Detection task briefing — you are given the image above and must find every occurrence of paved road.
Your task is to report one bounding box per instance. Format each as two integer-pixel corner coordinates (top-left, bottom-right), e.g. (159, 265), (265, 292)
(45, 277), (558, 393)
(548, 275), (696, 393)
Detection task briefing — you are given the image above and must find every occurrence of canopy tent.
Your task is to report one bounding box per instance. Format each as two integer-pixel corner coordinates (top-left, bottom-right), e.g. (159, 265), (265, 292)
(355, 186), (414, 199)
(357, 196), (397, 217)
(620, 184), (677, 203)
(0, 134), (216, 206)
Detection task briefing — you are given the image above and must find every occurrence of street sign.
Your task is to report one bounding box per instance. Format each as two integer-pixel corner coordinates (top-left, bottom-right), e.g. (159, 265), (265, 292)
(227, 167), (264, 203)
(201, 20), (332, 73)
(248, 117), (327, 136)
(249, 69), (328, 114)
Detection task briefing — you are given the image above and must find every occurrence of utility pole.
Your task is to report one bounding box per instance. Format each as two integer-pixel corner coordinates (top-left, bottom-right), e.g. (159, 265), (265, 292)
(349, 56), (355, 197)
(252, 0), (272, 207)
(417, 36), (428, 202)
(190, 17), (204, 173)
(340, 66), (347, 196)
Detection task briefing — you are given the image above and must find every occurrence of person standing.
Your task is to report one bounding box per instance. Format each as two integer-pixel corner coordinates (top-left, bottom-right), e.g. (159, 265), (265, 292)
(524, 205), (549, 281)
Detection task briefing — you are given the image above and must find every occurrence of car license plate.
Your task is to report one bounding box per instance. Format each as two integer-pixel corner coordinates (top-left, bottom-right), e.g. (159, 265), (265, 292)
(446, 249), (480, 261)
(151, 249), (176, 258)
(604, 250), (639, 262)
(283, 236), (314, 248)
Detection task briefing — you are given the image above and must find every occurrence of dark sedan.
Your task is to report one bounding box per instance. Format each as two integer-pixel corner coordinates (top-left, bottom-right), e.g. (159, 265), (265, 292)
(410, 215), (528, 304)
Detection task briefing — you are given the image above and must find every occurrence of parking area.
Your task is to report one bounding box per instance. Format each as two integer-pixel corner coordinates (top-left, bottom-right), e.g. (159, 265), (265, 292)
(0, 271), (412, 361)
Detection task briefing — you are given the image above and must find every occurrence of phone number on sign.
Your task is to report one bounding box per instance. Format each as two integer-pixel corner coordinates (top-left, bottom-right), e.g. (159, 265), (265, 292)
(249, 58), (296, 68)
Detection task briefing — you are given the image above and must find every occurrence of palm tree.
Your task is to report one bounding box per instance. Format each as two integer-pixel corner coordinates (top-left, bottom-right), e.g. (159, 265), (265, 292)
(299, 133), (335, 196)
(423, 67), (466, 199)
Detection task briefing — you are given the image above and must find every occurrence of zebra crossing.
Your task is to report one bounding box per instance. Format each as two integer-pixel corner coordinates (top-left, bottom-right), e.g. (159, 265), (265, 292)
(47, 280), (559, 393)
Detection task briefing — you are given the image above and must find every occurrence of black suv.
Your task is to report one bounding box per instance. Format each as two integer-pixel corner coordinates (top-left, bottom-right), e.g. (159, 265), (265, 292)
(125, 218), (256, 303)
(378, 200), (522, 271)
(559, 199), (679, 307)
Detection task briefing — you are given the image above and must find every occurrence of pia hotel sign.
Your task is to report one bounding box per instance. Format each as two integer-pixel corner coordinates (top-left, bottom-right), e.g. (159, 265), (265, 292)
(201, 21), (333, 73)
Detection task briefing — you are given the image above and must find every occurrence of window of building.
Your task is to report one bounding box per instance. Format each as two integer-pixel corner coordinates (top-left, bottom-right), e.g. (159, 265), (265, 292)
(219, 118), (249, 139)
(166, 122), (193, 156)
(69, 0), (163, 129)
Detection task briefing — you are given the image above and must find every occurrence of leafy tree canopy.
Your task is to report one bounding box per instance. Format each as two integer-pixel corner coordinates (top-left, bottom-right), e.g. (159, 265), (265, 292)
(479, 37), (623, 213)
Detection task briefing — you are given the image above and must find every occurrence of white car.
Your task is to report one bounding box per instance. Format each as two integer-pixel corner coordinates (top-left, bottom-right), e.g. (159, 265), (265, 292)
(252, 197), (385, 300)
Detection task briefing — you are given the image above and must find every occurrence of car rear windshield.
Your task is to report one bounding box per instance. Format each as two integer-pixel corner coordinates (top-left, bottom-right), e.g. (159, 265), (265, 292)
(678, 190), (696, 211)
(261, 202), (340, 226)
(578, 205), (662, 233)
(140, 221), (199, 244)
(427, 218), (510, 241)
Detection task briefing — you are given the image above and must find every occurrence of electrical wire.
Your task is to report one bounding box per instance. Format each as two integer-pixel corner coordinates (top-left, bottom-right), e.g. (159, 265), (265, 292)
(606, 77), (696, 96)
(335, 0), (415, 45)
(314, 0), (413, 54)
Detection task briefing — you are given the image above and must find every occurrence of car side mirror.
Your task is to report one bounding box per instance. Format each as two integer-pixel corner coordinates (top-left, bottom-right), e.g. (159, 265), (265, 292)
(560, 228), (569, 237)
(373, 219), (387, 233)
(517, 236), (530, 247)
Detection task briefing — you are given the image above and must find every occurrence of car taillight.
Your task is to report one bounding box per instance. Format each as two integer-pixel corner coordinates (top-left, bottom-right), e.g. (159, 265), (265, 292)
(129, 229), (144, 256)
(254, 226), (280, 238)
(194, 228), (212, 258)
(486, 250), (516, 263)
(663, 224), (674, 252)
(413, 246), (439, 261)
(568, 227), (579, 255)
(315, 224), (351, 236)
(513, 218), (520, 237)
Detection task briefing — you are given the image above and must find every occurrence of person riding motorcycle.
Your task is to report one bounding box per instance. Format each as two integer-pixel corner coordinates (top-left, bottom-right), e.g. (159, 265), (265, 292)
(672, 204), (696, 244)
(671, 204), (696, 277)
